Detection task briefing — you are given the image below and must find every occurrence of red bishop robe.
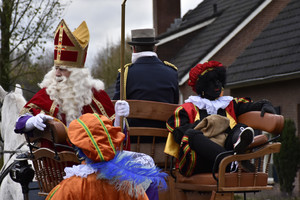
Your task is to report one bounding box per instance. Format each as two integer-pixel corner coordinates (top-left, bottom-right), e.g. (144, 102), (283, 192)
(20, 87), (115, 124)
(18, 87), (115, 149)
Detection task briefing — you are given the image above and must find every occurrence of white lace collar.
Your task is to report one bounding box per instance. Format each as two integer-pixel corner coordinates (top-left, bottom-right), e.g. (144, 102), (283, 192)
(185, 95), (233, 115)
(64, 164), (96, 179)
(131, 51), (158, 63)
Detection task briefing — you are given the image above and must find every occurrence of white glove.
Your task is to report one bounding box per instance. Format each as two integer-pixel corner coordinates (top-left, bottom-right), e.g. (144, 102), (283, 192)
(25, 113), (53, 131)
(114, 100), (130, 118)
(114, 100), (129, 127)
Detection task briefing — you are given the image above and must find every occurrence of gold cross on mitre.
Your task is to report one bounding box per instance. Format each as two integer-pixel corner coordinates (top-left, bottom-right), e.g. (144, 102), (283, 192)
(54, 19), (90, 68)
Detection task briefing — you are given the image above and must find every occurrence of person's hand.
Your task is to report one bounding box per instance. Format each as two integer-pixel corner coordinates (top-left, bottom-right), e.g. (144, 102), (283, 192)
(260, 103), (276, 117)
(115, 100), (129, 117)
(25, 113), (53, 131)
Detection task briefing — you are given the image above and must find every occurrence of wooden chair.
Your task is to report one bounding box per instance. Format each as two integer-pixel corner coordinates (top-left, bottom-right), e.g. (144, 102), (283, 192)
(29, 148), (79, 196)
(25, 120), (80, 196)
(166, 111), (284, 200)
(121, 100), (179, 170)
(113, 100), (179, 200)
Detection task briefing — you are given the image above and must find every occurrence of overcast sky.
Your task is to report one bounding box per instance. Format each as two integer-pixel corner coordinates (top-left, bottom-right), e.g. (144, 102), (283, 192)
(54, 0), (201, 67)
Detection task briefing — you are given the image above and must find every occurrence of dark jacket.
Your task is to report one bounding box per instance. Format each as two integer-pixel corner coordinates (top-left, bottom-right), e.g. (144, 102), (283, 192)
(113, 56), (178, 103)
(113, 56), (179, 130)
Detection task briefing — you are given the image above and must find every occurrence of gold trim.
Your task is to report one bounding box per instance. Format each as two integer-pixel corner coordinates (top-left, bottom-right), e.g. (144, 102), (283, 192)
(54, 19), (89, 68)
(110, 114), (115, 121)
(164, 61), (178, 70)
(89, 101), (115, 121)
(49, 102), (57, 116)
(20, 103), (52, 116)
(89, 104), (97, 113)
(123, 65), (129, 99)
(118, 63), (131, 100)
(19, 107), (31, 116)
(92, 96), (110, 118)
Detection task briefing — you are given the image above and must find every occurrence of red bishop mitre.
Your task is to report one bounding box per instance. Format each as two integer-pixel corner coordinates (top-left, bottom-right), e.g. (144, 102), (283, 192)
(54, 19), (90, 68)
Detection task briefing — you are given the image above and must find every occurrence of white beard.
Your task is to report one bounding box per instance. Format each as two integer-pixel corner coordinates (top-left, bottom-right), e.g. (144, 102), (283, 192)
(39, 66), (105, 126)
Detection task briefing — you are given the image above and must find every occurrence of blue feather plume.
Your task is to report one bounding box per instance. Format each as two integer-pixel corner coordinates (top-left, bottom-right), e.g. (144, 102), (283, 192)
(91, 151), (168, 190)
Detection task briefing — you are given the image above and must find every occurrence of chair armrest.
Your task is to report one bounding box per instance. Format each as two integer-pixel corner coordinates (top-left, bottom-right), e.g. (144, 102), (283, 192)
(28, 120), (68, 144)
(248, 134), (268, 149)
(237, 111), (284, 135)
(217, 143), (281, 189)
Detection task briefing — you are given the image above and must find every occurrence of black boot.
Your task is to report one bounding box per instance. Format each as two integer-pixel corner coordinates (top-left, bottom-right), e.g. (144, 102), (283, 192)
(233, 125), (254, 154)
(232, 124), (256, 172)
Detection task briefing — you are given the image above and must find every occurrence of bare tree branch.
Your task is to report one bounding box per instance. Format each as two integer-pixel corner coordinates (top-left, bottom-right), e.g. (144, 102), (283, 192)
(0, 0), (70, 91)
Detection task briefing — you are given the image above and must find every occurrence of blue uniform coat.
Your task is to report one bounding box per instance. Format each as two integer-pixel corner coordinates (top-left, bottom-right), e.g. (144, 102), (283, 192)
(113, 56), (179, 130)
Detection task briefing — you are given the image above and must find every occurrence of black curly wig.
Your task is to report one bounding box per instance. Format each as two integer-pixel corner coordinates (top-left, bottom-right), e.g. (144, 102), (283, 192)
(195, 67), (226, 100)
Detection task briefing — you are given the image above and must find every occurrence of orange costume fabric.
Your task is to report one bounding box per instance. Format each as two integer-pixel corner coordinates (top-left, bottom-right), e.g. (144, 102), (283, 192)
(46, 113), (164, 200)
(46, 173), (149, 200)
(68, 113), (124, 162)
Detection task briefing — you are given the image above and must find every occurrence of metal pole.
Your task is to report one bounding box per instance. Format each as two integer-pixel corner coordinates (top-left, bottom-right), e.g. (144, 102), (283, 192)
(120, 0), (127, 150)
(120, 0), (127, 102)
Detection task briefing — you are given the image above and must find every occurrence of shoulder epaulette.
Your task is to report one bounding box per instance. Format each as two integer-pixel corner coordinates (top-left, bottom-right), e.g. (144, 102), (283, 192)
(164, 61), (178, 71)
(118, 63), (132, 72)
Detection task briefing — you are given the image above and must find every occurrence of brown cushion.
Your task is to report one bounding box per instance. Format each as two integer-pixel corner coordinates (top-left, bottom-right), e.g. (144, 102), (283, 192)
(238, 111), (284, 135)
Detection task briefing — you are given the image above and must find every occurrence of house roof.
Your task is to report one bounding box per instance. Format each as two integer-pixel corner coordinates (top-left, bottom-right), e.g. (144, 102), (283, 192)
(158, 0), (265, 85)
(226, 0), (300, 88)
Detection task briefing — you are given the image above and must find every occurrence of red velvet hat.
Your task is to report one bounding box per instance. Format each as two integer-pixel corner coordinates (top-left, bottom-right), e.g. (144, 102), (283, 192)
(54, 19), (89, 68)
(188, 61), (224, 92)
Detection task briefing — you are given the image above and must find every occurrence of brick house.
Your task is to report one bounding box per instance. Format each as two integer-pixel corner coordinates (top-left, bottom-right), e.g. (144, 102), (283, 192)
(154, 0), (300, 194)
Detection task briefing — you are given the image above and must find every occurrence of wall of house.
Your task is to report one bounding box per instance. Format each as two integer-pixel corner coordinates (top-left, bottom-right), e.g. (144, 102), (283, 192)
(230, 79), (300, 131)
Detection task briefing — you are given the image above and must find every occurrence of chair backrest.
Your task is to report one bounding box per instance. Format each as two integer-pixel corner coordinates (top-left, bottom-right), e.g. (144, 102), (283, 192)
(28, 119), (68, 144)
(30, 148), (80, 196)
(116, 100), (178, 170)
(25, 120), (80, 196)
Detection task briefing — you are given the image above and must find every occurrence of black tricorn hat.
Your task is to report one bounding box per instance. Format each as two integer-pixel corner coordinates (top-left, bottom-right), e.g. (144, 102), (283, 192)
(127, 28), (159, 45)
